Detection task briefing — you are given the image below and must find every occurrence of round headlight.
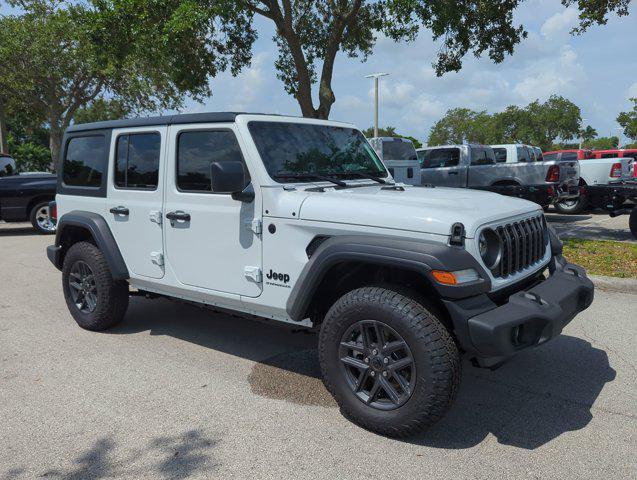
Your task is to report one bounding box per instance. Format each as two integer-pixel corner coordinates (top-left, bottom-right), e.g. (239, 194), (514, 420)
(479, 229), (501, 270)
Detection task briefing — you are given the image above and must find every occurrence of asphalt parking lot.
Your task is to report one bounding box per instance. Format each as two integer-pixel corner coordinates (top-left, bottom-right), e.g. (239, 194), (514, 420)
(1, 223), (636, 480)
(546, 207), (636, 243)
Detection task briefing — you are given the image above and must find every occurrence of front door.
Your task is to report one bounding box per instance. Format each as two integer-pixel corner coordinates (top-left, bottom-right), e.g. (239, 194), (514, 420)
(106, 127), (166, 279)
(163, 125), (262, 297)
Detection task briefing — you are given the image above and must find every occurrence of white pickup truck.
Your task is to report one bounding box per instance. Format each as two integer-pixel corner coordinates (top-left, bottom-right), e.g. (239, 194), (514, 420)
(545, 151), (634, 214)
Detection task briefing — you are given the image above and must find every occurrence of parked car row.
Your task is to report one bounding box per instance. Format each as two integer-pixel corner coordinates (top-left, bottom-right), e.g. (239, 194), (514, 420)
(0, 153), (57, 234)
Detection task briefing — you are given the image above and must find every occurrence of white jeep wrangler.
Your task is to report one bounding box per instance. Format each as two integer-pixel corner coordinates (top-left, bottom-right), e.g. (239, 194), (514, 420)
(47, 113), (594, 437)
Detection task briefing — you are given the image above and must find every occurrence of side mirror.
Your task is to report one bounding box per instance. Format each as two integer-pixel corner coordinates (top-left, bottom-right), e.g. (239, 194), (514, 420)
(210, 161), (253, 202)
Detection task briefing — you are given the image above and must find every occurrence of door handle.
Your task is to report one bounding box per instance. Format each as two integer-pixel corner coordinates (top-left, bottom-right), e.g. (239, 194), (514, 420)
(448, 171), (459, 175)
(166, 211), (191, 222)
(109, 206), (129, 216)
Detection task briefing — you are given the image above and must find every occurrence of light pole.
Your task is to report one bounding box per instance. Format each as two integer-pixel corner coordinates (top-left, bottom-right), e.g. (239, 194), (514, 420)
(579, 118), (588, 149)
(365, 73), (389, 138)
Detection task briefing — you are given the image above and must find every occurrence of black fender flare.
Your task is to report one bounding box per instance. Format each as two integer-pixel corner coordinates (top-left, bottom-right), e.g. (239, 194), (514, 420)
(49, 210), (129, 280)
(286, 235), (491, 321)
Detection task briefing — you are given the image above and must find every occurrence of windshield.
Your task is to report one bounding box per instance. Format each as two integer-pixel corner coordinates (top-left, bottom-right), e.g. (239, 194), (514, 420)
(382, 140), (417, 160)
(248, 121), (387, 183)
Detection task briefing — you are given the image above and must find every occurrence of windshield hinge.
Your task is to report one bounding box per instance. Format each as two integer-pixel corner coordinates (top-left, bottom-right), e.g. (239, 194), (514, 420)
(246, 218), (262, 235)
(244, 266), (262, 283)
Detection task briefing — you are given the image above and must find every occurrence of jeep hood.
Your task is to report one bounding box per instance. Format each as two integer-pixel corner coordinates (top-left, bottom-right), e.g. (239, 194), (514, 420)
(298, 185), (540, 238)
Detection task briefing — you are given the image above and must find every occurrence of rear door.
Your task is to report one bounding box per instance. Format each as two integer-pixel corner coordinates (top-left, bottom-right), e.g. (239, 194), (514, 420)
(466, 147), (498, 187)
(106, 127), (166, 279)
(420, 147), (465, 186)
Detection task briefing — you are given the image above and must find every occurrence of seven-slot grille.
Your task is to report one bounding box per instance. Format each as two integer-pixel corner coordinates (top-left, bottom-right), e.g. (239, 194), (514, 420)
(492, 215), (547, 278)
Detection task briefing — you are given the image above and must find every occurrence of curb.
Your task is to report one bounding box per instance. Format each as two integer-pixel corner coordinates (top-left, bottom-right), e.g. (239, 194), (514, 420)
(590, 274), (637, 294)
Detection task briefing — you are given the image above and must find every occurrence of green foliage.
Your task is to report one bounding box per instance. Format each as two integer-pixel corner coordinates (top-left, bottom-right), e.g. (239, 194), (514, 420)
(580, 125), (598, 142)
(583, 136), (619, 150)
(361, 126), (422, 147)
(617, 98), (637, 141)
(427, 108), (496, 145)
(74, 99), (131, 124)
(7, 136), (52, 172)
(427, 96), (582, 150)
(88, 1), (629, 120)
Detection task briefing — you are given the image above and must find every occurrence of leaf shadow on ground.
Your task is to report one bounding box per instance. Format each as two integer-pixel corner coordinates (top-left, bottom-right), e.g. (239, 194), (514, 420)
(110, 298), (616, 450)
(10, 429), (220, 480)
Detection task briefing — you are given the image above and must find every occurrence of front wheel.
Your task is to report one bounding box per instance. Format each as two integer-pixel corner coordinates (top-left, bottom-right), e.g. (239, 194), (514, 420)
(62, 241), (129, 331)
(318, 286), (460, 437)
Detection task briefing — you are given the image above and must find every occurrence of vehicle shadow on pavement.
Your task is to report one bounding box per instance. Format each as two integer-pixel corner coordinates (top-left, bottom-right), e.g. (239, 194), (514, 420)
(411, 335), (616, 450)
(113, 298), (616, 450)
(0, 226), (37, 237)
(8, 430), (220, 480)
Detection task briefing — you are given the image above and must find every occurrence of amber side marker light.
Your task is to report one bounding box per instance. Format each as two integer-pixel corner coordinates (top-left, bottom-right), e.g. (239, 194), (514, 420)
(431, 269), (480, 286)
(431, 270), (457, 285)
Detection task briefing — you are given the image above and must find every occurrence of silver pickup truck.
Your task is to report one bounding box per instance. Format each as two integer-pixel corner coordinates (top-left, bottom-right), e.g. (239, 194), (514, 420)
(417, 144), (580, 207)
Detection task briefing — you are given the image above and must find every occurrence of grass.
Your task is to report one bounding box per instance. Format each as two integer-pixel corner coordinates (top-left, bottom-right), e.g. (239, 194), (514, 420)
(562, 238), (637, 278)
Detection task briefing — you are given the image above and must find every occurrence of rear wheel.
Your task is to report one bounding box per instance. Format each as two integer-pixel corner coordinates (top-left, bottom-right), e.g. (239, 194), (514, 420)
(555, 195), (588, 214)
(318, 286), (460, 437)
(62, 241), (129, 331)
(30, 201), (56, 234)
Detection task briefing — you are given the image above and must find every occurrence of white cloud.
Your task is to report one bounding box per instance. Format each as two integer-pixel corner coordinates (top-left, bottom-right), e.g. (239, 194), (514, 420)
(540, 7), (579, 39)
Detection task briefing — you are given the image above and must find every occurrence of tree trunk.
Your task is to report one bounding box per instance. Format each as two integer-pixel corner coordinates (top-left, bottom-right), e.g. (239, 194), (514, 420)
(49, 126), (63, 173)
(0, 98), (9, 154)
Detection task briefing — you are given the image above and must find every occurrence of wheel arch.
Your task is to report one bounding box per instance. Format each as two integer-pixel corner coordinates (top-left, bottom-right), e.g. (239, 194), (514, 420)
(286, 235), (491, 323)
(26, 194), (55, 217)
(51, 211), (129, 280)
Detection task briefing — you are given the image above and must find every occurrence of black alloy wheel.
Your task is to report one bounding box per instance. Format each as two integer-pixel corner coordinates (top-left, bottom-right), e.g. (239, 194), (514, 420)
(339, 320), (416, 410)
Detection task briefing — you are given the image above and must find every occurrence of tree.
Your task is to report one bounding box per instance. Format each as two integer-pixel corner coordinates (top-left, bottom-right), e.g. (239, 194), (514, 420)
(427, 108), (496, 146)
(0, 1), (210, 166)
(73, 99), (131, 124)
(523, 95), (581, 149)
(583, 136), (619, 150)
(580, 125), (598, 143)
(94, 0), (630, 121)
(362, 127), (423, 147)
(617, 98), (637, 142)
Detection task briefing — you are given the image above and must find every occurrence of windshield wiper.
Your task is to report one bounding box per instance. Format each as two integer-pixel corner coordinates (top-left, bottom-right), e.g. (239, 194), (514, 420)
(347, 171), (389, 184)
(274, 171), (348, 188)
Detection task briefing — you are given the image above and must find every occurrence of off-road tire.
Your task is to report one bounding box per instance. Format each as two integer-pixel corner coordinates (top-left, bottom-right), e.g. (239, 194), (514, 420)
(62, 241), (129, 331)
(318, 286), (461, 438)
(554, 195), (588, 214)
(630, 207), (637, 240)
(29, 201), (56, 234)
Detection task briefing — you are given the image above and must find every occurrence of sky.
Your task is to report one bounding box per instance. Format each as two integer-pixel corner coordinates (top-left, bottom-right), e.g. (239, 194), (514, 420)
(176, 0), (637, 145)
(2, 1), (636, 145)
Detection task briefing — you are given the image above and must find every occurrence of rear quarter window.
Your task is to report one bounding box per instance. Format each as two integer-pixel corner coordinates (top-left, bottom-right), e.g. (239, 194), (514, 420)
(560, 152), (578, 161)
(63, 135), (107, 187)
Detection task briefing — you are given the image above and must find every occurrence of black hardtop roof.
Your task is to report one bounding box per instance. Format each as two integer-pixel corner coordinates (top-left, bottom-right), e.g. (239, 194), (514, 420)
(65, 112), (278, 133)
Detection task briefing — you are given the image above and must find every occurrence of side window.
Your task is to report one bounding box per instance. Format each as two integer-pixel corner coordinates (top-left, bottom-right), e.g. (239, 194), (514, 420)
(542, 153), (557, 162)
(601, 153), (615, 158)
(63, 135), (106, 187)
(114, 132), (161, 189)
(421, 148), (460, 168)
(0, 156), (16, 177)
(561, 152), (578, 161)
(516, 146), (532, 162)
(493, 148), (507, 163)
(470, 148), (495, 166)
(177, 130), (250, 192)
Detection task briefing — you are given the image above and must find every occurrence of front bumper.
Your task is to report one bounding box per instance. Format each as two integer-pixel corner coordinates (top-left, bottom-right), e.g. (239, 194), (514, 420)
(443, 255), (594, 367)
